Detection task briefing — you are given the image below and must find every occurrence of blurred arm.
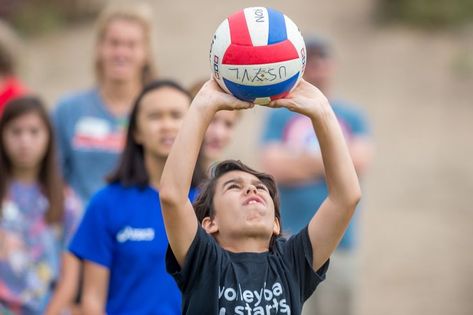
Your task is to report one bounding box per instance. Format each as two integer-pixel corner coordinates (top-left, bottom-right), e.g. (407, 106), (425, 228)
(81, 261), (109, 315)
(44, 252), (80, 315)
(261, 130), (373, 186)
(350, 136), (374, 176)
(260, 143), (325, 184)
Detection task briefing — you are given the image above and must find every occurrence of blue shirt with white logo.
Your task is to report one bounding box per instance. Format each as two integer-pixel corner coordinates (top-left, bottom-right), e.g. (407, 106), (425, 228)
(69, 183), (198, 314)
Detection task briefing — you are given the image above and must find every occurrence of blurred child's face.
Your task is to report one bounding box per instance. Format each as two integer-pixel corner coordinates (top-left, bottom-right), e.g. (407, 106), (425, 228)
(2, 112), (49, 171)
(203, 111), (239, 162)
(206, 170), (280, 243)
(134, 87), (189, 158)
(98, 18), (148, 83)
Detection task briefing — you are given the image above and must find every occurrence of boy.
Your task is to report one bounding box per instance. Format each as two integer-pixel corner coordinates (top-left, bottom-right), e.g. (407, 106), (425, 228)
(160, 78), (361, 314)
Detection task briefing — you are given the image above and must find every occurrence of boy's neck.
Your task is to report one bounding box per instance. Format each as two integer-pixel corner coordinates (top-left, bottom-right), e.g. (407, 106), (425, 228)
(217, 235), (271, 253)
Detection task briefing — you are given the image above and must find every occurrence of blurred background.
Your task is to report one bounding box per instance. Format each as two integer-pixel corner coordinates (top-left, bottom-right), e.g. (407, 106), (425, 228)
(1, 0), (472, 314)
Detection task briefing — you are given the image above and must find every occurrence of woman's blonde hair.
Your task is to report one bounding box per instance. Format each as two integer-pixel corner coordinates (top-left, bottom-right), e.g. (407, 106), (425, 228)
(94, 2), (157, 84)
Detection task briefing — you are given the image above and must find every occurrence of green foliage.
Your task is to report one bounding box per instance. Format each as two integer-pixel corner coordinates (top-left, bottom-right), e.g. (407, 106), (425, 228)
(10, 2), (65, 35)
(1, 0), (102, 36)
(377, 0), (473, 29)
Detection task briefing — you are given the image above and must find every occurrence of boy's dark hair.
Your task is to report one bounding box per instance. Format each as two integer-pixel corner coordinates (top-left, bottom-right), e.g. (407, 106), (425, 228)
(194, 159), (282, 246)
(107, 79), (206, 187)
(0, 96), (64, 223)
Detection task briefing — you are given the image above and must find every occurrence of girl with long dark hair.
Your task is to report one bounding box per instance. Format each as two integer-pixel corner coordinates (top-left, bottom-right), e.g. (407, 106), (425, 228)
(67, 80), (203, 314)
(0, 97), (81, 314)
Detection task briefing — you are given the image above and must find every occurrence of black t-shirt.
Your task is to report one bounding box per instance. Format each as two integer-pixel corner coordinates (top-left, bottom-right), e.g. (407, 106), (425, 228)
(166, 226), (329, 315)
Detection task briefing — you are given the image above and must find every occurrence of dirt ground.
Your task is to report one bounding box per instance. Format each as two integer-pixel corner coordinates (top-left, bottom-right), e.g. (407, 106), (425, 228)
(19, 0), (473, 314)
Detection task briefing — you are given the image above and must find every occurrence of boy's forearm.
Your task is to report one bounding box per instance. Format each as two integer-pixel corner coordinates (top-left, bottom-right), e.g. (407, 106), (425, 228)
(310, 104), (361, 205)
(160, 104), (214, 200)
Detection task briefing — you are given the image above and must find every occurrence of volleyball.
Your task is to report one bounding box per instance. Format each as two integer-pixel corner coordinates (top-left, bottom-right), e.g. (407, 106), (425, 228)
(210, 7), (306, 105)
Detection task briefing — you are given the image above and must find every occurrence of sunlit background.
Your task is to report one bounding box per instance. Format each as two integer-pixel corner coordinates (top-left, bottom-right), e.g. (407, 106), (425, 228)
(2, 0), (472, 314)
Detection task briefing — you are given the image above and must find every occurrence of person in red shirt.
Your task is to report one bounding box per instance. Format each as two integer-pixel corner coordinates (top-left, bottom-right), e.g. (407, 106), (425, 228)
(0, 20), (27, 116)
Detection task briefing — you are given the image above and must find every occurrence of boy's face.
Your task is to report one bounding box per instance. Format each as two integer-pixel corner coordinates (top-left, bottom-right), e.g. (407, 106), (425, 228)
(207, 170), (280, 242)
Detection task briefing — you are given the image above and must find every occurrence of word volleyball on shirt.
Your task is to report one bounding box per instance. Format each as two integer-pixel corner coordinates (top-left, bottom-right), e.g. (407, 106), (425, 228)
(218, 281), (291, 314)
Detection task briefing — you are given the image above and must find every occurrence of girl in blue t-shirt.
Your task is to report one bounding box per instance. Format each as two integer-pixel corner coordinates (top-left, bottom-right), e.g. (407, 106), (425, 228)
(67, 80), (204, 314)
(0, 97), (81, 314)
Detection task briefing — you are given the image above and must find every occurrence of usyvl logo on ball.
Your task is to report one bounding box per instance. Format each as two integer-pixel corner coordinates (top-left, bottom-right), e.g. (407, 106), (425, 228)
(210, 7), (306, 105)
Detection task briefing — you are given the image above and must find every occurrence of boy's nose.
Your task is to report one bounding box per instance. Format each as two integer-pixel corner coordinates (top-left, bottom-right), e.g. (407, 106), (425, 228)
(245, 184), (257, 194)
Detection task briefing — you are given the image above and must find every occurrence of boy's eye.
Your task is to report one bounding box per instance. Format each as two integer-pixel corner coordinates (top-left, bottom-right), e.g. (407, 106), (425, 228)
(228, 184), (240, 189)
(256, 185), (267, 191)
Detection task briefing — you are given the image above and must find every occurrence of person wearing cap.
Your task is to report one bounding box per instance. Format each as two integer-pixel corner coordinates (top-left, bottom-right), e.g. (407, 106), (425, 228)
(260, 36), (374, 315)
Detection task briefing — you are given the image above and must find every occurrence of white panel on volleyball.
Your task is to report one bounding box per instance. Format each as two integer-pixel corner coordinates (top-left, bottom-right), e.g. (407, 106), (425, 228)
(254, 97), (271, 105)
(210, 19), (232, 93)
(244, 7), (269, 46)
(220, 59), (302, 86)
(284, 15), (306, 75)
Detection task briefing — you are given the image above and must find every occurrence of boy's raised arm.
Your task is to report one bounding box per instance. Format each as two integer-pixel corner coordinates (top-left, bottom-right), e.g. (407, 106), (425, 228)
(268, 79), (361, 271)
(159, 80), (253, 267)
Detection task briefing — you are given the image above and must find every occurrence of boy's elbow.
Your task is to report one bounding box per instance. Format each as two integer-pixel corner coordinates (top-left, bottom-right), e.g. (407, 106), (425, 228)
(347, 185), (362, 209)
(352, 189), (362, 208)
(159, 186), (179, 208)
(159, 185), (189, 211)
(337, 184), (362, 210)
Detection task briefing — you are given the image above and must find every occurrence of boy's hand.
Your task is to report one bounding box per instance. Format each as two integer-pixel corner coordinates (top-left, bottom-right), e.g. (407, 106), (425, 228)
(192, 79), (255, 113)
(264, 79), (330, 117)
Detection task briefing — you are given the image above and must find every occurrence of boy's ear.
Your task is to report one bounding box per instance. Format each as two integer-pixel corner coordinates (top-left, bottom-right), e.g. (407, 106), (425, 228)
(202, 217), (219, 234)
(273, 217), (281, 235)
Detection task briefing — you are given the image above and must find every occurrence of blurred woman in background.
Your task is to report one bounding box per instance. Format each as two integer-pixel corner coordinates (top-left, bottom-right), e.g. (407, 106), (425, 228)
(52, 2), (157, 205)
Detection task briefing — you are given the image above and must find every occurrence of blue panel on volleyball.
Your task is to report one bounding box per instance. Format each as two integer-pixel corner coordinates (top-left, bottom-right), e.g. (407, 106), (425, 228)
(267, 8), (287, 45)
(223, 72), (299, 102)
